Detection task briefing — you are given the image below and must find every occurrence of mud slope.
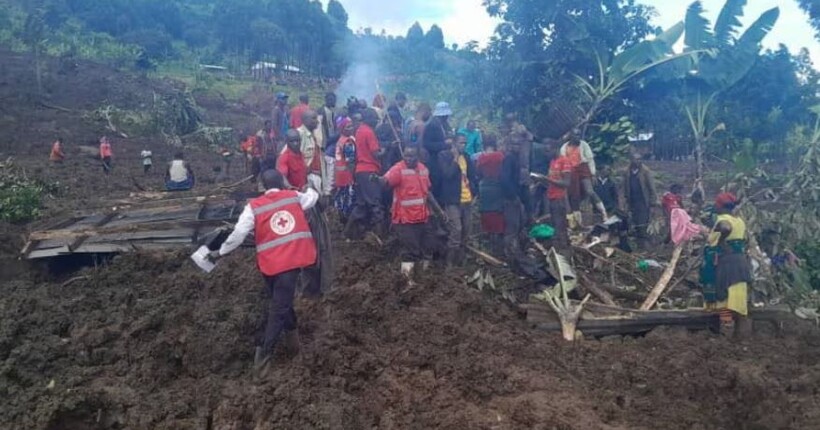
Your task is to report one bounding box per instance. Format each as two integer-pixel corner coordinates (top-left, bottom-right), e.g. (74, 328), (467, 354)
(1, 239), (819, 430)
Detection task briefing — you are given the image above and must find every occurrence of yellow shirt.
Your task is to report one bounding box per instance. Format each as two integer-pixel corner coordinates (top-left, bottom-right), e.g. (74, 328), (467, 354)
(458, 155), (472, 204)
(708, 214), (746, 246)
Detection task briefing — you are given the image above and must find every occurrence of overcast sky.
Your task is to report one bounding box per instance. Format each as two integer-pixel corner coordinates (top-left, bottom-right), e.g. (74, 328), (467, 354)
(334, 0), (820, 63)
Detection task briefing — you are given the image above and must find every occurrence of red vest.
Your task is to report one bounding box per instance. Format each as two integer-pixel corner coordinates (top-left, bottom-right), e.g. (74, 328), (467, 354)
(334, 136), (354, 187)
(250, 190), (317, 276)
(389, 161), (431, 224)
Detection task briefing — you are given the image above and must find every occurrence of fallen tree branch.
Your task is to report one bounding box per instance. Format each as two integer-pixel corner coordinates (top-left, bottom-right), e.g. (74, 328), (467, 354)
(466, 245), (506, 267)
(102, 106), (129, 138)
(578, 273), (617, 306)
(640, 245), (683, 310)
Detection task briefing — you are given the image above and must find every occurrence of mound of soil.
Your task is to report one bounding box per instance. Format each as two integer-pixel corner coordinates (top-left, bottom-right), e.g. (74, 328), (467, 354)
(1, 237), (819, 430)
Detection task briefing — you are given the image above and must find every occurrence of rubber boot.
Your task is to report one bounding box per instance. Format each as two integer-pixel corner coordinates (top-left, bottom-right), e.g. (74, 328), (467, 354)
(596, 202), (608, 222)
(401, 262), (416, 287)
(254, 346), (271, 371)
(567, 213), (577, 230)
(282, 330), (301, 357)
(573, 211), (584, 230)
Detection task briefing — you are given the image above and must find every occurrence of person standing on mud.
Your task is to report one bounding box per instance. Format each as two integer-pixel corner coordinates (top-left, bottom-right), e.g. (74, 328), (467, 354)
(140, 149), (153, 174)
(475, 135), (506, 254)
(99, 136), (113, 174)
(500, 132), (528, 259)
(50, 138), (65, 163)
(319, 92), (338, 141)
(560, 129), (607, 228)
(277, 130), (308, 190)
(700, 193), (752, 337)
(209, 169), (319, 369)
(346, 108), (384, 239)
(542, 140), (572, 251)
(271, 92), (289, 146)
(623, 153), (657, 249)
(372, 146), (432, 285)
(289, 94), (310, 129)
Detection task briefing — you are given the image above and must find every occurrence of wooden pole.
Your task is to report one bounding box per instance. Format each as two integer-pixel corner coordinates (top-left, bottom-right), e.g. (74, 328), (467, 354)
(640, 245), (683, 310)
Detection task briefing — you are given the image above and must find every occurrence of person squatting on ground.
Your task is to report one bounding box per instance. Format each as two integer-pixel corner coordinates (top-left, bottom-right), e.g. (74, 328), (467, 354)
(560, 129), (608, 227)
(209, 170), (319, 369)
(475, 135), (506, 255)
(346, 108), (384, 239)
(437, 133), (477, 266)
(165, 152), (195, 191)
(99, 136), (113, 174)
(373, 146), (432, 285)
(700, 192), (753, 337)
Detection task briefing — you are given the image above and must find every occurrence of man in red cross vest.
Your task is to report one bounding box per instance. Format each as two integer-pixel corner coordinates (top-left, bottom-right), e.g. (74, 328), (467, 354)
(373, 146), (433, 285)
(210, 169), (319, 369)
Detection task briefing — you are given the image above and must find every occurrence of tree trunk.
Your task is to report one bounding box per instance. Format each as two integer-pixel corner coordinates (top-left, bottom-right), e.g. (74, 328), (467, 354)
(640, 245), (683, 310)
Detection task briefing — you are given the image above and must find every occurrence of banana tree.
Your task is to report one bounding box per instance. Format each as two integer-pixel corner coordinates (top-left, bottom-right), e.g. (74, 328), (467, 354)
(681, 0), (780, 199)
(574, 22), (700, 137)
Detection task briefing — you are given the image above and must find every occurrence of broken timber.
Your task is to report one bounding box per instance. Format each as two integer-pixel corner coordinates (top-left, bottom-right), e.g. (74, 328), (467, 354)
(22, 196), (246, 260)
(522, 301), (798, 337)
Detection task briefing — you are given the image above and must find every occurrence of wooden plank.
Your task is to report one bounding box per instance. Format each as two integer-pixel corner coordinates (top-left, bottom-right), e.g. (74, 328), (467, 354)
(27, 246), (71, 259)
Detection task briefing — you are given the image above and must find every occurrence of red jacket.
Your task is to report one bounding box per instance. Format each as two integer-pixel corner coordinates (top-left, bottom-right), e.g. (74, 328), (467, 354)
(290, 103), (309, 129)
(250, 190), (317, 276)
(335, 135), (355, 187)
(385, 161), (431, 224)
(354, 124), (381, 173)
(276, 148), (308, 190)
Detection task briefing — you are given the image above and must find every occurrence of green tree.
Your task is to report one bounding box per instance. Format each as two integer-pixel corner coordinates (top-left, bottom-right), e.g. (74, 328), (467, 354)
(425, 24), (445, 49)
(679, 0), (779, 197)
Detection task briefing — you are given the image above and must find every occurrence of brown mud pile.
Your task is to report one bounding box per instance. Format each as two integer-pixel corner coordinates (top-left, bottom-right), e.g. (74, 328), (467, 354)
(2, 49), (819, 430)
(2, 237), (819, 430)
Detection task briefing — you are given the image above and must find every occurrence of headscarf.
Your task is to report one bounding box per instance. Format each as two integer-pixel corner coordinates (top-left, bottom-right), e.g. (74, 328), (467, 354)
(336, 116), (352, 130)
(715, 192), (738, 210)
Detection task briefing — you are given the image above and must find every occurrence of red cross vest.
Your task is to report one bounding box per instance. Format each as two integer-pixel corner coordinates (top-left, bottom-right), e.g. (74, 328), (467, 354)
(250, 190), (317, 276)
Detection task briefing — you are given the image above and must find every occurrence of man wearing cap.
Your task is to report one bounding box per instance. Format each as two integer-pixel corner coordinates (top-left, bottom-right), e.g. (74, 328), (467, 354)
(272, 92), (290, 151)
(700, 192), (752, 337)
(423, 101), (453, 200)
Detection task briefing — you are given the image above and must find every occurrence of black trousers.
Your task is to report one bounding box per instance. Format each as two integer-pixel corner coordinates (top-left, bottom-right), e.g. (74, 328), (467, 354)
(261, 269), (299, 353)
(549, 198), (569, 250)
(349, 172), (384, 231)
(394, 222), (431, 262)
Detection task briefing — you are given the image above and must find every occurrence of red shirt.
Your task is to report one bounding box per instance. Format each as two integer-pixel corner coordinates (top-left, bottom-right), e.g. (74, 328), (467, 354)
(354, 124), (381, 173)
(99, 142), (113, 158)
(290, 103), (309, 129)
(476, 152), (504, 179)
(276, 148), (307, 190)
(547, 156), (572, 200)
(335, 135), (355, 187)
(385, 161), (431, 224)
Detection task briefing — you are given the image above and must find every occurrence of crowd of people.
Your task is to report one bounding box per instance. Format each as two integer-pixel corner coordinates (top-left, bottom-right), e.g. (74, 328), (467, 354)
(47, 89), (754, 368)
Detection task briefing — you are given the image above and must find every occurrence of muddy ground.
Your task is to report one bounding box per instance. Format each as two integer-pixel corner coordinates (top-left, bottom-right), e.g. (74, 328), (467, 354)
(1, 50), (820, 430)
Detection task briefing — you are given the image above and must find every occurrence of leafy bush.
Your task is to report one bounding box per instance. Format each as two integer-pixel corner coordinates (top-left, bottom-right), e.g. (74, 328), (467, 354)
(0, 160), (57, 223)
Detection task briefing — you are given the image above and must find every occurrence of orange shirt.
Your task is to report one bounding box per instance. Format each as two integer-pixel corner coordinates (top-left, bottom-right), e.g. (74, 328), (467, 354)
(547, 156), (572, 200)
(100, 142), (113, 158)
(50, 141), (65, 161)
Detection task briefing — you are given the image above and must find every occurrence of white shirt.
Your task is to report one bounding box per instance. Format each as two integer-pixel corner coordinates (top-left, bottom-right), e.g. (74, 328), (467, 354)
(169, 159), (189, 182)
(559, 140), (597, 176)
(218, 188), (319, 256)
(141, 150), (153, 165)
